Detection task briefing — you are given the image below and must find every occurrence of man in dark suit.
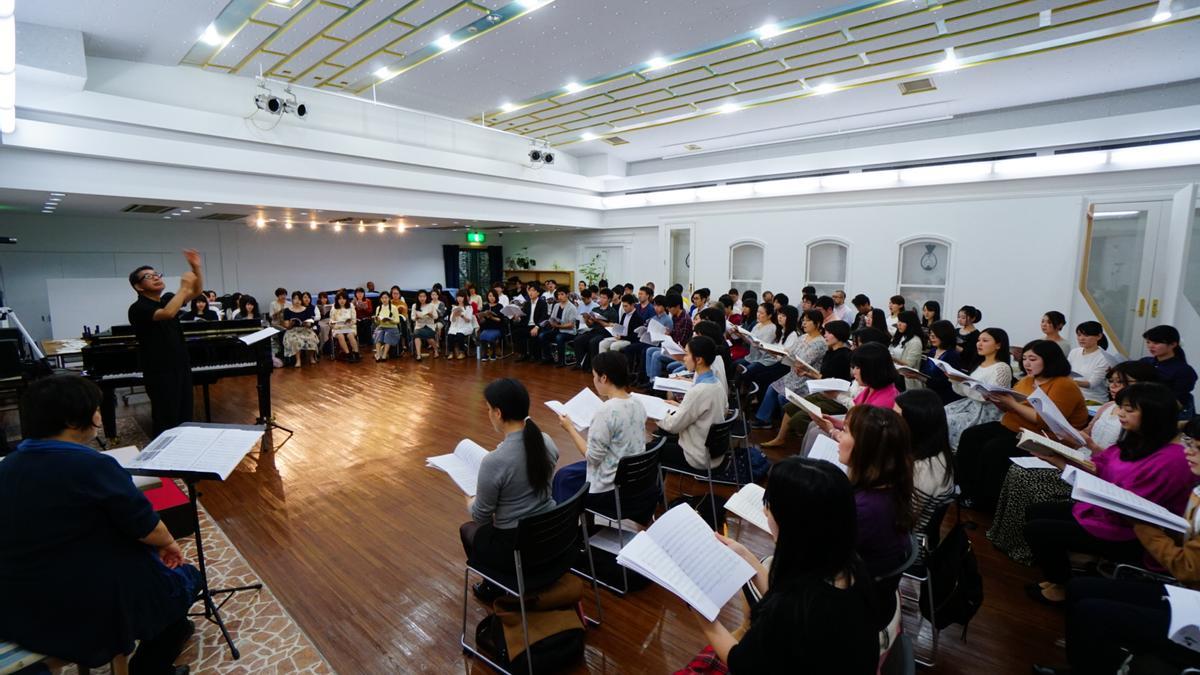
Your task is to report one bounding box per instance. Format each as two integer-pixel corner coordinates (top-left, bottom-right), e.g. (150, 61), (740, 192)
(513, 284), (549, 361)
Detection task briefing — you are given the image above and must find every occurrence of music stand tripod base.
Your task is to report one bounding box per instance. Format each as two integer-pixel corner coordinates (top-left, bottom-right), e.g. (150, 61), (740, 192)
(255, 415), (294, 451)
(185, 479), (262, 659)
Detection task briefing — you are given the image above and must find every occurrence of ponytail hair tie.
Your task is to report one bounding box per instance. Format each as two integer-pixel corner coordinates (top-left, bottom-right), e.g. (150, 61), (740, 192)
(524, 416), (533, 423)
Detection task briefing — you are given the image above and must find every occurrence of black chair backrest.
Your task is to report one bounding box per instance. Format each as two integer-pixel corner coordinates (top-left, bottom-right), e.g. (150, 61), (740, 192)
(614, 447), (662, 498)
(922, 498), (955, 550)
(515, 482), (588, 562)
(705, 411), (737, 459)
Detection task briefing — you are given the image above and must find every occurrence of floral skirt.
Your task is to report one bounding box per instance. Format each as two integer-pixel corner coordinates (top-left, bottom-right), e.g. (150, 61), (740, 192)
(946, 398), (1002, 450)
(986, 464), (1072, 565)
(283, 327), (319, 357)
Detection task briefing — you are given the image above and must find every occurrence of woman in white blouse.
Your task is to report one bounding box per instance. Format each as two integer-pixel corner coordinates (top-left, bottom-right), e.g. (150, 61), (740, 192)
(889, 310), (927, 389)
(551, 352), (649, 513)
(735, 303), (779, 369)
(944, 328), (1014, 450)
(752, 308), (827, 429)
(446, 290), (475, 360)
(411, 289), (440, 361)
(329, 292), (361, 362)
(1069, 321), (1115, 403)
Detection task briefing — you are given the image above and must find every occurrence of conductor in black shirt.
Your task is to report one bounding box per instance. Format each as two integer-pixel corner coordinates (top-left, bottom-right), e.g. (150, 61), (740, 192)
(127, 250), (203, 437)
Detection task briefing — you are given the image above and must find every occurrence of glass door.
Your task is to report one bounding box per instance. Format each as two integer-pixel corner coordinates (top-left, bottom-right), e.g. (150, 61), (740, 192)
(1079, 202), (1167, 356)
(666, 224), (693, 293)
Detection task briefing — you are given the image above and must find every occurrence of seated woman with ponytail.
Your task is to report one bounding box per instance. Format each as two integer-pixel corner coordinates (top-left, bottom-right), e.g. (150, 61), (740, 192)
(1069, 321), (1114, 403)
(461, 378), (560, 591)
(687, 457), (878, 674)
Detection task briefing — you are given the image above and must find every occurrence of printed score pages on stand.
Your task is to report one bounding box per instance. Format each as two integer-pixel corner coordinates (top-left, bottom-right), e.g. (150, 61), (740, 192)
(617, 504), (756, 621)
(122, 423), (265, 481)
(427, 439), (489, 497)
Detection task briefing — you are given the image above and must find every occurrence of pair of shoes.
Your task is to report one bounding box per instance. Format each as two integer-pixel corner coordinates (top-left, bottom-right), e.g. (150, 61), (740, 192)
(1031, 665), (1070, 675)
(457, 352), (465, 360)
(1024, 582), (1065, 607)
(749, 419), (773, 429)
(472, 580), (506, 604)
(415, 354), (422, 361)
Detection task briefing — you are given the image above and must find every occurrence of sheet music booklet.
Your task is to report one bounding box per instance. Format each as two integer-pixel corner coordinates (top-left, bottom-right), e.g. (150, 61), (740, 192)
(641, 320), (668, 345)
(545, 387), (605, 431)
(1016, 429), (1093, 469)
(427, 439), (490, 496)
(1027, 387), (1088, 446)
(897, 365), (929, 381)
(660, 335), (686, 356)
(616, 504), (756, 621)
(927, 356), (1026, 400)
(631, 392), (670, 421)
(653, 377), (693, 394)
(123, 424), (265, 481)
(784, 388), (824, 420)
(103, 446), (162, 490)
(808, 433), (849, 474)
(806, 378), (852, 394)
(1165, 585), (1200, 654)
(501, 304), (526, 320)
(724, 483), (770, 533)
(607, 322), (627, 338)
(1062, 467), (1188, 533)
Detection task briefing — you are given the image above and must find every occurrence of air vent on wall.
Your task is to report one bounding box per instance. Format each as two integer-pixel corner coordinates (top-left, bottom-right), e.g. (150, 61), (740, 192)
(602, 136), (630, 146)
(197, 213), (249, 221)
(897, 78), (937, 95)
(121, 204), (176, 214)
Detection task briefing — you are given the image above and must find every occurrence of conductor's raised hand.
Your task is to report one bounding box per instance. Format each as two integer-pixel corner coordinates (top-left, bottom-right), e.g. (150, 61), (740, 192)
(179, 271), (198, 293)
(182, 249), (202, 269)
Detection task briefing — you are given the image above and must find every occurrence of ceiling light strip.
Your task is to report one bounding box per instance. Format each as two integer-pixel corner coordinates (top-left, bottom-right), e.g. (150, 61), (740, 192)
(344, 0), (559, 93)
(601, 139), (1200, 209)
(180, 0), (265, 68)
(552, 8), (1199, 146)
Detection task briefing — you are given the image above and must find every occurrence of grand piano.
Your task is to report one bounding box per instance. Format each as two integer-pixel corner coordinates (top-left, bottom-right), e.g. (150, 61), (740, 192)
(81, 319), (274, 439)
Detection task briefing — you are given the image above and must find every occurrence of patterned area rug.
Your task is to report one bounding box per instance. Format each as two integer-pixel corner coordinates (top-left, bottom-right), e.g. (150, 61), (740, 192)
(54, 418), (334, 674)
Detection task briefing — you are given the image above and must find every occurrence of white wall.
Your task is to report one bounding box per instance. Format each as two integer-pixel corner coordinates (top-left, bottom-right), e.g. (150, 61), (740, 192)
(499, 227), (659, 289)
(0, 214), (464, 341)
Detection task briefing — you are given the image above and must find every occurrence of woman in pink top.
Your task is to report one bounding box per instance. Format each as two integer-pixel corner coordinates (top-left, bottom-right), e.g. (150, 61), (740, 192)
(1021, 383), (1194, 605)
(850, 343), (900, 409)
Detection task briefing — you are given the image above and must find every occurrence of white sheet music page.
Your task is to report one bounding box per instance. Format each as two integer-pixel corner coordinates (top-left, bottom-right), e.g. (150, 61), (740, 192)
(808, 434), (849, 474)
(127, 426), (263, 480)
(1069, 470), (1189, 533)
(1165, 585), (1200, 653)
(632, 393), (670, 421)
(784, 388), (823, 419)
(616, 505), (755, 621)
(426, 439), (489, 496)
(239, 326), (281, 345)
(724, 484), (770, 532)
(544, 388), (604, 431)
(660, 335), (685, 355)
(1027, 387), (1087, 446)
(807, 378), (852, 394)
(653, 377), (693, 394)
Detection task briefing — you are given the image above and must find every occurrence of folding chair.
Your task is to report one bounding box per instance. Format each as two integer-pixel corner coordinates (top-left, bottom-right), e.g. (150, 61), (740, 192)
(901, 499), (954, 667)
(461, 483), (603, 675)
(658, 410), (739, 529)
(573, 446), (663, 595)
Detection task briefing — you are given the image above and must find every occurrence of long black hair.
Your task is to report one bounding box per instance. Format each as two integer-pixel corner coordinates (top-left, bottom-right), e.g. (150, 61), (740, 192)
(777, 305), (799, 343)
(1023, 339), (1072, 378)
(693, 321), (733, 382)
(927, 320), (957, 352)
(483, 379), (553, 494)
(763, 457), (860, 586)
(980, 327), (1011, 365)
(921, 301), (941, 327)
(892, 310), (927, 349)
(1075, 321), (1110, 351)
(1143, 325), (1187, 363)
(850, 342), (898, 389)
(895, 389), (954, 488)
(1114, 383), (1183, 461)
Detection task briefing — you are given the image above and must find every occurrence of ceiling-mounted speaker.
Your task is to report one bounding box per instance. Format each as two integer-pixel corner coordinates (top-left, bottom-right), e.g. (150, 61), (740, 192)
(542, 152), (555, 165)
(529, 149), (543, 162)
(255, 94), (283, 114)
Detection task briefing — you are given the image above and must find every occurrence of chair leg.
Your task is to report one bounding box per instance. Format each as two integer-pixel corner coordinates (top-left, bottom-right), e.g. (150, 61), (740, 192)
(515, 555), (534, 675)
(461, 567), (471, 652)
(614, 493), (630, 595)
(580, 519), (604, 626)
(705, 464), (719, 531)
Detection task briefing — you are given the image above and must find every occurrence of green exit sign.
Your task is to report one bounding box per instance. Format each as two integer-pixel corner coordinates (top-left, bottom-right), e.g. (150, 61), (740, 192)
(466, 231), (486, 244)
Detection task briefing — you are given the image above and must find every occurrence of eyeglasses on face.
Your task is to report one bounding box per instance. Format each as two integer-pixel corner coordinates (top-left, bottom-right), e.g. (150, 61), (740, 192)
(139, 272), (163, 281)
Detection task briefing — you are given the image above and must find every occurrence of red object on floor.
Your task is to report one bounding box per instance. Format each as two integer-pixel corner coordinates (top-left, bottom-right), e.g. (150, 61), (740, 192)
(144, 479), (190, 511)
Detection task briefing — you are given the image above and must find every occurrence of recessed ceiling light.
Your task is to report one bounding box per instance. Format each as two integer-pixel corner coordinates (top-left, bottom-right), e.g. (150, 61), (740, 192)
(581, 131), (598, 141)
(1152, 7), (1171, 22)
(517, 0), (548, 10)
(647, 56), (669, 70)
(180, 209), (190, 213)
(256, 217), (266, 227)
(49, 192), (65, 197)
(718, 102), (741, 114)
(42, 210), (53, 214)
(300, 211), (307, 216)
(756, 23), (782, 40)
(193, 205), (202, 208)
(284, 221), (293, 230)
(564, 81), (583, 93)
(499, 101), (517, 113)
(376, 222), (386, 232)
(204, 202), (213, 205)
(434, 34), (459, 51)
(358, 221), (366, 233)
(432, 223), (438, 226)
(813, 82), (837, 95)
(374, 66), (391, 79)
(936, 47), (959, 71)
(47, 197), (61, 202)
(334, 223), (343, 232)
(171, 212), (183, 216)
(200, 24), (224, 46)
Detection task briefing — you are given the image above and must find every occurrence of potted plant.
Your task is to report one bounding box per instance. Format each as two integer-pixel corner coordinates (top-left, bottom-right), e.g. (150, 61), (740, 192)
(578, 252), (607, 286)
(505, 247), (537, 270)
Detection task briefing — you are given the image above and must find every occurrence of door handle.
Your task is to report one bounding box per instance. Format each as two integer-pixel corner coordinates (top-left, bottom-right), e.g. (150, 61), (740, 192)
(1151, 298), (1159, 318)
(1137, 298), (1145, 317)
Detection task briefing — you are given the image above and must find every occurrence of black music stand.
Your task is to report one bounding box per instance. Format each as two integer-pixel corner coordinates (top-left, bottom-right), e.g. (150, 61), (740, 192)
(127, 422), (266, 659)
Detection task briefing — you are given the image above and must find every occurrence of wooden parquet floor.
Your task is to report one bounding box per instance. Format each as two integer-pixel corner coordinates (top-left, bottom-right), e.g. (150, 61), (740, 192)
(117, 354), (1065, 674)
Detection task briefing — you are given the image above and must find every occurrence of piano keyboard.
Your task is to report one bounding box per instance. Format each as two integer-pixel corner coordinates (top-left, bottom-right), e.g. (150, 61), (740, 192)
(99, 361), (257, 381)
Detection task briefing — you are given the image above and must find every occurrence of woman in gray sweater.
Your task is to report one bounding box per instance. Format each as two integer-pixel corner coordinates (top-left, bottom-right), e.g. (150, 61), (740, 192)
(460, 378), (559, 591)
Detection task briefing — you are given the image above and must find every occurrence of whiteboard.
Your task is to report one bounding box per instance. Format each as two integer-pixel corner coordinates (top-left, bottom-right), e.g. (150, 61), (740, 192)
(47, 277), (182, 339)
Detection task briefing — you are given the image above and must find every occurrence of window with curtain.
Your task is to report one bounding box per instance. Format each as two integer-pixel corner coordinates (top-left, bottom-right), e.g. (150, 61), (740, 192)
(729, 241), (764, 294)
(897, 238), (951, 314)
(805, 241), (848, 298)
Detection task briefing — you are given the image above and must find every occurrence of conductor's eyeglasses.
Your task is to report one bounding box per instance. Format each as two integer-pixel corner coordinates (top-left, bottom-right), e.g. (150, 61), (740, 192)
(139, 272), (163, 281)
